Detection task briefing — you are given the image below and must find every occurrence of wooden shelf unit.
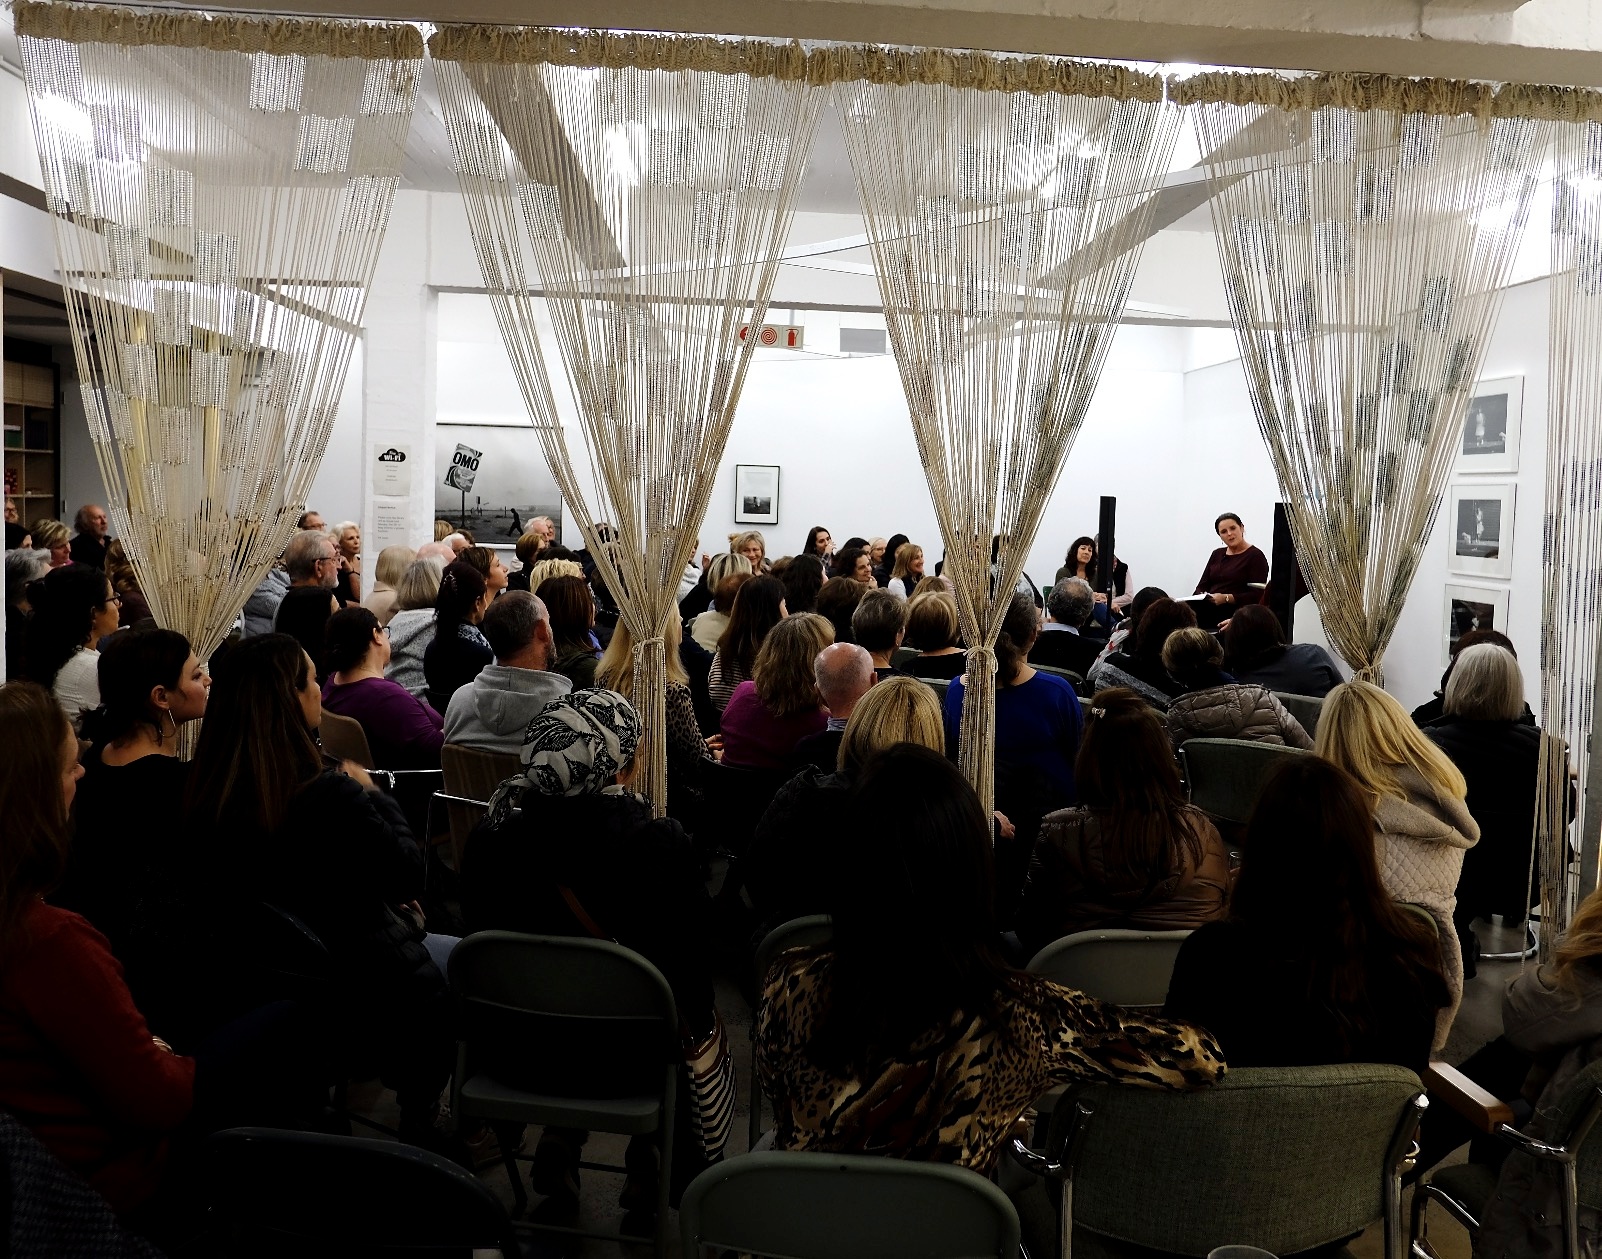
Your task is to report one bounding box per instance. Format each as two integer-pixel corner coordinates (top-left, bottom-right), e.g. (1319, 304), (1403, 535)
(3, 346), (61, 529)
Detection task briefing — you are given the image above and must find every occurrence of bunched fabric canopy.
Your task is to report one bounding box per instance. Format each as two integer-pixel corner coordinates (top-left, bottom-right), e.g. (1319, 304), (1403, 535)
(429, 27), (826, 813)
(15, 0), (420, 663)
(833, 54), (1182, 815)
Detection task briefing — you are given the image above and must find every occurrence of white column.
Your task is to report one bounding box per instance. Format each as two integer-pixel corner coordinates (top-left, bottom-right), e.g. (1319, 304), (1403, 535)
(361, 191), (437, 558)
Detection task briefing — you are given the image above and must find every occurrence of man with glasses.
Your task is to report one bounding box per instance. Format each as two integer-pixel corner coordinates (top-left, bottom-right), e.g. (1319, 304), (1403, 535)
(242, 529), (338, 638)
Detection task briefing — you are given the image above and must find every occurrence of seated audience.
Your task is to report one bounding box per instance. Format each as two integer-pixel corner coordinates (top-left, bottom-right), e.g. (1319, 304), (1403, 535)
(899, 589), (967, 680)
(1316, 680), (1478, 1046)
(5, 546), (52, 679)
(31, 518), (72, 568)
(731, 529), (771, 574)
(872, 533), (908, 588)
(851, 589), (907, 681)
(1220, 604), (1343, 698)
(831, 545), (877, 587)
(779, 552), (826, 615)
(1093, 584), (1166, 666)
(791, 642), (876, 772)
(1164, 757), (1450, 1074)
(802, 525), (833, 564)
(690, 553), (752, 652)
(1087, 596), (1195, 710)
(1410, 628), (1532, 728)
(1162, 627), (1312, 750)
(457, 544), (509, 597)
(506, 528), (544, 592)
(3, 495), (26, 549)
(536, 574), (600, 691)
(241, 557), (291, 638)
(1018, 688), (1229, 954)
(444, 590), (571, 755)
(597, 615), (712, 811)
(60, 630), (209, 987)
(383, 557), (446, 700)
(816, 574), (867, 646)
(362, 545), (416, 627)
(0, 681), (195, 1213)
(749, 677), (941, 928)
(1028, 578), (1103, 677)
(885, 543), (924, 601)
(944, 592), (1083, 811)
(26, 563), (121, 732)
(424, 561), (495, 713)
(184, 634), (453, 1148)
(756, 743), (1225, 1172)
(272, 585), (339, 685)
(720, 613), (834, 769)
(460, 688), (717, 1218)
(322, 607), (444, 769)
(1424, 643), (1562, 965)
(332, 521), (362, 606)
(103, 540), (152, 627)
(708, 574), (787, 715)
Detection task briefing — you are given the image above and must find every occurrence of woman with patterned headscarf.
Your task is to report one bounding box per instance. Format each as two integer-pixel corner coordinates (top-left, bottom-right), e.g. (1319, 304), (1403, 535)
(460, 687), (717, 1219)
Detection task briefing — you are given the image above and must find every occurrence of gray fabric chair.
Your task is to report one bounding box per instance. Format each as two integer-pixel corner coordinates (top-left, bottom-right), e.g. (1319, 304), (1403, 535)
(918, 677), (951, 699)
(1034, 664), (1085, 687)
(1013, 1064), (1426, 1259)
(680, 1151), (1020, 1258)
(1413, 1057), (1602, 1258)
(1273, 691), (1325, 738)
(1180, 737), (1311, 826)
(447, 931), (680, 1257)
(1025, 929), (1191, 1009)
(749, 915), (833, 1147)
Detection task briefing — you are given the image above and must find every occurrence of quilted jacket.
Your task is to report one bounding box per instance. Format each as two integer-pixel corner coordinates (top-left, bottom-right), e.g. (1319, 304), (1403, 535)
(1164, 683), (1314, 751)
(1372, 766), (1479, 1049)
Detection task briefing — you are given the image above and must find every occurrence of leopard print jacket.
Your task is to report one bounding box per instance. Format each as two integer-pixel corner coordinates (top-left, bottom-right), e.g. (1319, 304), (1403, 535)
(756, 948), (1227, 1172)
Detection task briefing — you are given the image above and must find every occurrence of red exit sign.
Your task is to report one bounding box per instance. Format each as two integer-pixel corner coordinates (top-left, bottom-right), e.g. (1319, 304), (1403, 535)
(738, 322), (804, 349)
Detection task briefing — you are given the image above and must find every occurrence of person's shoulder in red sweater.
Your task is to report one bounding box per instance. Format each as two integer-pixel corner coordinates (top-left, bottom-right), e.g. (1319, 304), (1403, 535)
(0, 901), (194, 1210)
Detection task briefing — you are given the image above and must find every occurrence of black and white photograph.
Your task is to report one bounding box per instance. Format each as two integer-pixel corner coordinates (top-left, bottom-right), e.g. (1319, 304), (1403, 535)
(1448, 481), (1515, 580)
(435, 423), (563, 544)
(734, 463), (781, 525)
(1457, 375), (1522, 474)
(1443, 583), (1509, 666)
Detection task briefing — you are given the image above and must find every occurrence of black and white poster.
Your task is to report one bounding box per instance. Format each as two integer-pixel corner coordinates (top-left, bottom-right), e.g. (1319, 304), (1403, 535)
(1457, 376), (1522, 474)
(435, 424), (563, 544)
(1449, 482), (1515, 580)
(1443, 583), (1509, 666)
(735, 464), (780, 525)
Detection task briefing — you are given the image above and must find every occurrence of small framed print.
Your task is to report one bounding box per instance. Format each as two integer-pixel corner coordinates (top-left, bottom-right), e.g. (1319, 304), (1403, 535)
(1443, 583), (1511, 667)
(1457, 376), (1523, 474)
(734, 464), (780, 526)
(1448, 481), (1515, 580)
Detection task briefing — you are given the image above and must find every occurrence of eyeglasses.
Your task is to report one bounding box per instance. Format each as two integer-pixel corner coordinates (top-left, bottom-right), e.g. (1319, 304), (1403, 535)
(103, 593), (121, 608)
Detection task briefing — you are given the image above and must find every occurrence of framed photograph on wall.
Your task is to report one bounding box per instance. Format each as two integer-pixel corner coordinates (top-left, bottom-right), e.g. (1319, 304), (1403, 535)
(1443, 583), (1511, 666)
(1457, 375), (1523, 474)
(734, 464), (780, 526)
(1448, 481), (1515, 580)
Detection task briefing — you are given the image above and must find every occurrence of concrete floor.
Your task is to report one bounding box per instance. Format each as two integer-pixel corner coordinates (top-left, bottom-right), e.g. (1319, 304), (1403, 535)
(345, 916), (1535, 1259)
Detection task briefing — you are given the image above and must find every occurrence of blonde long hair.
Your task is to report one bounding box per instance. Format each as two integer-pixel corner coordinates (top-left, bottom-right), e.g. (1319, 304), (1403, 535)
(1314, 680), (1467, 803)
(837, 677), (944, 774)
(597, 616), (689, 698)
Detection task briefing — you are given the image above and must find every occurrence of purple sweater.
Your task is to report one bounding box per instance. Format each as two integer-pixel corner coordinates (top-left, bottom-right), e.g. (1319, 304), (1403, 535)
(321, 676), (444, 769)
(719, 681), (827, 770)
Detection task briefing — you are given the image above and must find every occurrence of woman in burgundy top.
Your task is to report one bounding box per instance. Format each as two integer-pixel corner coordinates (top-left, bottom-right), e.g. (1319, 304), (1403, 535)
(0, 681), (194, 1212)
(321, 606), (445, 769)
(720, 613), (834, 769)
(1193, 512), (1268, 626)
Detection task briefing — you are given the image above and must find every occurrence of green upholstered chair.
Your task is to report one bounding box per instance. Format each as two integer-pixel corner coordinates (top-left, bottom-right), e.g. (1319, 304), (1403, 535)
(1026, 929), (1191, 1010)
(1272, 691), (1325, 739)
(1013, 1064), (1426, 1259)
(1179, 737), (1311, 827)
(680, 1151), (1020, 1258)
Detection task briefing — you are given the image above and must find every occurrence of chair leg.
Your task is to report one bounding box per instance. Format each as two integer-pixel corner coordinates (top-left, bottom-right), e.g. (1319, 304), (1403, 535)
(657, 1068), (677, 1259)
(494, 1122), (527, 1216)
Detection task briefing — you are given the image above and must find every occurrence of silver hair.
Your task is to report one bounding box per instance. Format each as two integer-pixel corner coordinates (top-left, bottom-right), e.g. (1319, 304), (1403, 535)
(1047, 577), (1095, 627)
(283, 529), (334, 582)
(1444, 642), (1524, 722)
(4, 547), (52, 606)
(395, 556), (446, 611)
(814, 641), (875, 709)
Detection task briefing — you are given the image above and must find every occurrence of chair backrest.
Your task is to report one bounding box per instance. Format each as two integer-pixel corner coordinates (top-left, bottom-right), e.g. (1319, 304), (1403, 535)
(1033, 663), (1084, 686)
(319, 710), (374, 770)
(1180, 737), (1311, 825)
(1056, 1064), (1424, 1257)
(440, 743), (522, 862)
(202, 1126), (521, 1258)
(680, 1152), (1020, 1259)
(448, 931), (679, 1099)
(1553, 1057), (1602, 1211)
(754, 915), (833, 989)
(1025, 929), (1190, 1008)
(1273, 691), (1325, 738)
(698, 760), (796, 859)
(233, 901), (333, 1005)
(917, 677), (950, 699)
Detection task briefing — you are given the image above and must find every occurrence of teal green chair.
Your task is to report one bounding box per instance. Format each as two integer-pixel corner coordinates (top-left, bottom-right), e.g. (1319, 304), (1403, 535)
(749, 915), (833, 1148)
(1026, 929), (1191, 1010)
(680, 1151), (1020, 1258)
(1012, 1064), (1426, 1259)
(1272, 691), (1325, 738)
(1413, 1057), (1602, 1258)
(1179, 737), (1311, 826)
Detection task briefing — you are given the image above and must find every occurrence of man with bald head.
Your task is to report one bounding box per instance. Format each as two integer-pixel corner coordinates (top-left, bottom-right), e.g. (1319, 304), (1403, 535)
(790, 642), (876, 772)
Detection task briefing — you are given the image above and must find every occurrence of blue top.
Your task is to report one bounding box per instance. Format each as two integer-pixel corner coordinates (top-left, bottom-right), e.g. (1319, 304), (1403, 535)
(944, 669), (1084, 808)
